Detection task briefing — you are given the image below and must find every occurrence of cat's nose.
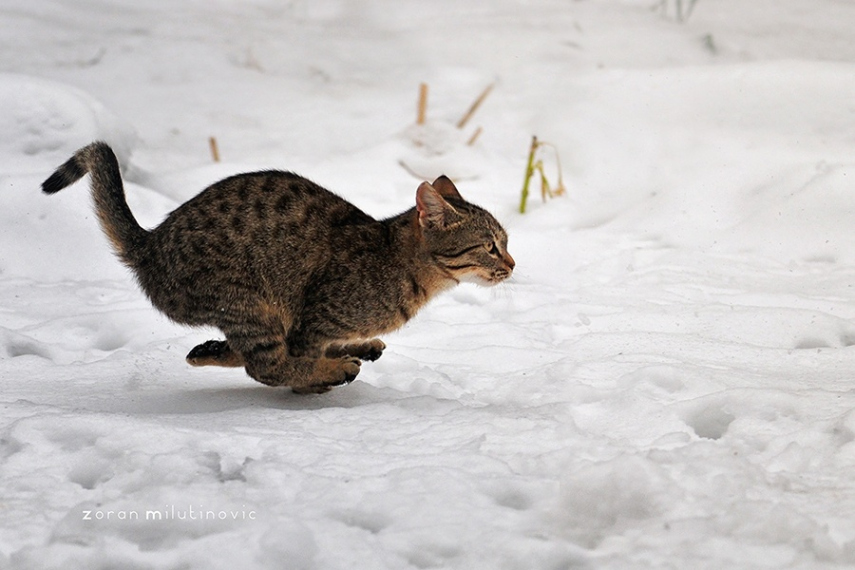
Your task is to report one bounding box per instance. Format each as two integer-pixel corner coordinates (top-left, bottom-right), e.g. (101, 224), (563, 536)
(504, 252), (515, 271)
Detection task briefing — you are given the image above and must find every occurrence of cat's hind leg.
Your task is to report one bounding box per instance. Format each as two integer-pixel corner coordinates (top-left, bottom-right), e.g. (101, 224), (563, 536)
(186, 339), (245, 367)
(223, 325), (362, 393)
(246, 349), (361, 394)
(325, 339), (386, 362)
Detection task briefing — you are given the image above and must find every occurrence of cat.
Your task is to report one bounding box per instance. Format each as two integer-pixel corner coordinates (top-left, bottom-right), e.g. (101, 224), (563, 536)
(42, 142), (515, 393)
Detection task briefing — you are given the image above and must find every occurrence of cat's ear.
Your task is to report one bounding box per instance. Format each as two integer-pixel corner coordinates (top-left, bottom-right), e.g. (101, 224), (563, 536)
(431, 175), (463, 200)
(416, 181), (459, 228)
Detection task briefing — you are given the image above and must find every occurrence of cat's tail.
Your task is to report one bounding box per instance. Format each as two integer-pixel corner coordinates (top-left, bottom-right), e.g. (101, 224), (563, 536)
(42, 141), (149, 266)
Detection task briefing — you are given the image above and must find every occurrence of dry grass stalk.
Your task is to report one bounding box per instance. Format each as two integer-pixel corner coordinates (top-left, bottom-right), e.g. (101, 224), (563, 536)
(417, 83), (428, 125)
(466, 126), (483, 146)
(519, 136), (538, 214)
(456, 84), (493, 129)
(397, 160), (427, 180)
(519, 136), (566, 213)
(209, 136), (220, 163)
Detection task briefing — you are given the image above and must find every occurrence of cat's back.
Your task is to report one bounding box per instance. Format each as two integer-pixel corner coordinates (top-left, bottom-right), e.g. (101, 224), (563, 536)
(133, 170), (379, 323)
(152, 170), (374, 245)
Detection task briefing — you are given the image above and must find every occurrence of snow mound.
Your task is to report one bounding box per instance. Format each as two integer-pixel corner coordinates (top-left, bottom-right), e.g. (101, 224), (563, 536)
(549, 61), (855, 263)
(0, 75), (177, 281)
(0, 74), (136, 173)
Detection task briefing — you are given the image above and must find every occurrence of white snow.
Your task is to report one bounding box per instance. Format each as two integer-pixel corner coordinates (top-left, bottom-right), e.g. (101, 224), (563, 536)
(2, 1), (855, 568)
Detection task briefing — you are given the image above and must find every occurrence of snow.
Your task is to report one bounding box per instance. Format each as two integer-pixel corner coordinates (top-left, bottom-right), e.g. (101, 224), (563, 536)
(2, 0), (855, 568)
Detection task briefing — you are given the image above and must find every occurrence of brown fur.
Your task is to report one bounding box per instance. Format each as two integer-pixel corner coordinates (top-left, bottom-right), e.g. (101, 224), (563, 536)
(42, 142), (514, 393)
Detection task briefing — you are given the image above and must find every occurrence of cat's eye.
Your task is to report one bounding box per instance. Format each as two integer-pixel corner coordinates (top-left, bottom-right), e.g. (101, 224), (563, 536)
(485, 242), (500, 256)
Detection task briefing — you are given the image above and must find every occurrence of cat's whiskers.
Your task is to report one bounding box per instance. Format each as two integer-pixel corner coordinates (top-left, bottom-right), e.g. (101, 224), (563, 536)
(482, 277), (516, 303)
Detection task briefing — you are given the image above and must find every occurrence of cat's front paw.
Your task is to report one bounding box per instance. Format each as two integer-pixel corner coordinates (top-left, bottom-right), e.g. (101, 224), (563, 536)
(360, 339), (386, 362)
(334, 356), (362, 384)
(325, 339), (385, 361)
(292, 356), (361, 395)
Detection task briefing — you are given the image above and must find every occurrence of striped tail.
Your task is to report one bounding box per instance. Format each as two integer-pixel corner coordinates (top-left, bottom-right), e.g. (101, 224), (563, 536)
(42, 142), (148, 266)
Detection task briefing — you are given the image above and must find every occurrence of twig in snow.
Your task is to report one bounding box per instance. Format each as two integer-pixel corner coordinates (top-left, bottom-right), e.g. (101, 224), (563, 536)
(417, 83), (428, 125)
(209, 137), (220, 163)
(456, 83), (494, 129)
(519, 136), (566, 214)
(466, 126), (483, 146)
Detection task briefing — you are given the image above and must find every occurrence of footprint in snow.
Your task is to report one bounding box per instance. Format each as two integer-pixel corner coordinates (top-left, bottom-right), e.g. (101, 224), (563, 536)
(683, 405), (736, 440)
(793, 331), (855, 350)
(0, 328), (55, 361)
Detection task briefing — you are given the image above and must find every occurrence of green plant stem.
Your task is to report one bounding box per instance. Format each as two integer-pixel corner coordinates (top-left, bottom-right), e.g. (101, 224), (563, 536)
(519, 135), (538, 214)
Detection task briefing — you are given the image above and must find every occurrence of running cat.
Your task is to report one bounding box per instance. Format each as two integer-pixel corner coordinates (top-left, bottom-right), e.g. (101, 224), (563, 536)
(42, 142), (514, 393)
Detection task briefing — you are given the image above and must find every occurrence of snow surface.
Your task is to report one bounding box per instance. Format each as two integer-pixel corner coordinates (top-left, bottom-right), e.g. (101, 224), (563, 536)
(2, 1), (855, 568)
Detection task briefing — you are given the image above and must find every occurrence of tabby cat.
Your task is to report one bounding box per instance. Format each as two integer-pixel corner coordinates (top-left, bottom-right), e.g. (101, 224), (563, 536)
(42, 142), (514, 393)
